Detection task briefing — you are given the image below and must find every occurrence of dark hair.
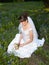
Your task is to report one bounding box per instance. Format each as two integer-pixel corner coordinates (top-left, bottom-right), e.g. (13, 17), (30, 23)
(18, 11), (28, 22)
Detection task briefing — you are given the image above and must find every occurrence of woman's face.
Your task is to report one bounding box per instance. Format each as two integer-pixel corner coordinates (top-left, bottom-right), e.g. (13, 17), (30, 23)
(21, 20), (28, 26)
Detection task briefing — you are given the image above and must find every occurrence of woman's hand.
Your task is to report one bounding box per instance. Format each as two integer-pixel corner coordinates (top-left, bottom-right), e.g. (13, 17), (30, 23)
(19, 44), (24, 47)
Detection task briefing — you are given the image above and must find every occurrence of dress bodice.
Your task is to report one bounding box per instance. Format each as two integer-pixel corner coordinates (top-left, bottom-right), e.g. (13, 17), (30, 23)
(21, 27), (33, 42)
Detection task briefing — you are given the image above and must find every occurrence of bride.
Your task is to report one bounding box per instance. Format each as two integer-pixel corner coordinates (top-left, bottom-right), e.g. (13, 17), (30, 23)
(7, 12), (45, 58)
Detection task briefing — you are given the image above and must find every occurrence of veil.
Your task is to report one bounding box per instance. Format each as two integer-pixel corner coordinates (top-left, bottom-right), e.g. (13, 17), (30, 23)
(18, 16), (38, 40)
(27, 17), (38, 39)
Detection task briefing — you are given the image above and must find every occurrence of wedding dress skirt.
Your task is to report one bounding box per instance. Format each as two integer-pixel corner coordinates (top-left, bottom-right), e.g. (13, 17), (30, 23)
(7, 33), (45, 58)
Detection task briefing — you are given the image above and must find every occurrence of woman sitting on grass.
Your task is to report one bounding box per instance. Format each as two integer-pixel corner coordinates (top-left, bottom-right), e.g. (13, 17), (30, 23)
(7, 13), (45, 58)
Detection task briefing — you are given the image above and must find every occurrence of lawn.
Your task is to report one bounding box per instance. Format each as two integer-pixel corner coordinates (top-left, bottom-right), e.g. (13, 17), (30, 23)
(0, 1), (49, 65)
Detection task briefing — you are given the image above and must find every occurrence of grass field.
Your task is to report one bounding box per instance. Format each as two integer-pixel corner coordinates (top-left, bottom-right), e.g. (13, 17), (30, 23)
(0, 1), (49, 65)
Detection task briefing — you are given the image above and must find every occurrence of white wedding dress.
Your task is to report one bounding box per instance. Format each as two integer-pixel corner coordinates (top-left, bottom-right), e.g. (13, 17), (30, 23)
(7, 17), (45, 58)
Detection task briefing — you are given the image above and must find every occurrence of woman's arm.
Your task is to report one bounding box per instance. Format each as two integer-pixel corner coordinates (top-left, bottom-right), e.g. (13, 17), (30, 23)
(19, 33), (23, 44)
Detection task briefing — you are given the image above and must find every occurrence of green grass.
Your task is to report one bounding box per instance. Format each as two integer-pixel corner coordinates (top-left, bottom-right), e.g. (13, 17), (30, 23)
(0, 1), (49, 65)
